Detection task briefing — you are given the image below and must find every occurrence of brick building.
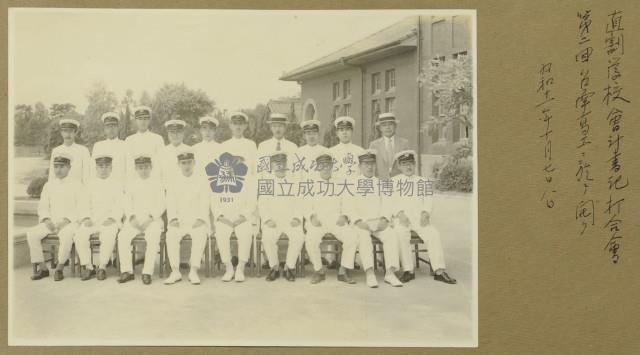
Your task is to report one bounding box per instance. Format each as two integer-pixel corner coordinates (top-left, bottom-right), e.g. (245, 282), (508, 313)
(280, 15), (473, 176)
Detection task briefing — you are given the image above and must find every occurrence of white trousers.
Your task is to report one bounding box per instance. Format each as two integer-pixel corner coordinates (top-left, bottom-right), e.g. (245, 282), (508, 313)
(166, 224), (208, 270)
(117, 220), (162, 275)
(354, 221), (400, 271)
(214, 220), (252, 264)
(74, 223), (119, 267)
(395, 223), (446, 272)
(305, 222), (352, 271)
(27, 222), (78, 264)
(261, 219), (304, 269)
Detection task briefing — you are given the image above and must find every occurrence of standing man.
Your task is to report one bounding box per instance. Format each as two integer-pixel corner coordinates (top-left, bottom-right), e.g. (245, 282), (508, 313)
(193, 115), (222, 179)
(164, 149), (210, 285)
(330, 116), (365, 180)
(368, 112), (409, 179)
(118, 154), (165, 285)
(294, 119), (328, 180)
(304, 152), (357, 285)
(391, 150), (457, 285)
(257, 112), (298, 175)
(212, 112), (257, 283)
(124, 106), (164, 183)
(258, 151), (304, 282)
(159, 119), (190, 187)
(351, 149), (403, 288)
(27, 152), (84, 281)
(91, 112), (126, 184)
(74, 153), (124, 281)
(48, 118), (91, 184)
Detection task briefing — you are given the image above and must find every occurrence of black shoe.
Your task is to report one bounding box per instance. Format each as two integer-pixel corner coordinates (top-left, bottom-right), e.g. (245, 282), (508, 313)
(53, 270), (64, 281)
(266, 267), (280, 281)
(81, 268), (96, 281)
(284, 268), (295, 282)
(118, 272), (134, 283)
(310, 271), (325, 284)
(337, 271), (356, 284)
(31, 269), (50, 281)
(142, 274), (152, 285)
(400, 271), (415, 283)
(97, 268), (107, 281)
(434, 271), (457, 284)
(327, 260), (338, 270)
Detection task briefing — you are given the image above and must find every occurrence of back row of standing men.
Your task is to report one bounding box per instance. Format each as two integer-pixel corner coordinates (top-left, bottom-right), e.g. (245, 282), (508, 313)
(28, 105), (456, 287)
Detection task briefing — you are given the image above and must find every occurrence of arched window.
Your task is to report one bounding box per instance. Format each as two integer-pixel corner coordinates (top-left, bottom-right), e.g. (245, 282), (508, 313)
(303, 99), (317, 121)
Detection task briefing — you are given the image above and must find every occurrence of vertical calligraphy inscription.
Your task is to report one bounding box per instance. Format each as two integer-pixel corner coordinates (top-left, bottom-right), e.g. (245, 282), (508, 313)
(536, 63), (556, 209)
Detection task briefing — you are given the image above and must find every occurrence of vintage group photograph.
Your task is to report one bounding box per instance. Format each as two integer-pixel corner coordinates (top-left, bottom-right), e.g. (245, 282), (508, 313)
(8, 9), (477, 347)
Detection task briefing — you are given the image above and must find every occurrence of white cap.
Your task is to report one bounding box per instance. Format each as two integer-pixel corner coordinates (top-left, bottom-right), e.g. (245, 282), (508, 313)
(199, 116), (219, 127)
(164, 119), (187, 129)
(334, 116), (355, 128)
(228, 111), (249, 123)
(59, 118), (80, 129)
(101, 112), (120, 124)
(376, 112), (399, 125)
(394, 149), (417, 163)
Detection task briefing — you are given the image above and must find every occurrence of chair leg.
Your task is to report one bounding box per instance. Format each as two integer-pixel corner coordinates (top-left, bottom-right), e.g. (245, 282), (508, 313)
(115, 242), (121, 274)
(70, 244), (76, 277)
(414, 243), (420, 269)
(256, 238), (262, 277)
(159, 238), (166, 278)
(204, 238), (211, 278)
(372, 244), (378, 271)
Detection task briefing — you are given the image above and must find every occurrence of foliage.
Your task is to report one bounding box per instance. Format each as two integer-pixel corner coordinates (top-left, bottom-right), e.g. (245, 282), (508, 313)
(14, 103), (49, 146)
(82, 82), (119, 150)
(432, 141), (473, 193)
(27, 174), (48, 198)
(418, 54), (473, 145)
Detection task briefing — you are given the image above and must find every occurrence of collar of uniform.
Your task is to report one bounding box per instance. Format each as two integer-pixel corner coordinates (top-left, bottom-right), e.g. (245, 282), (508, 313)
(383, 135), (395, 143)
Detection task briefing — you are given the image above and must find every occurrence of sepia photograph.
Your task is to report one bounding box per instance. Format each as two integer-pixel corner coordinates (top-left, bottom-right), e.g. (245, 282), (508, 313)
(8, 8), (477, 347)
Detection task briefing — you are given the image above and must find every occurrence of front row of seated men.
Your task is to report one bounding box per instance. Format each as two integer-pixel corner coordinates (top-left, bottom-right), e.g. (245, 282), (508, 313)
(27, 147), (456, 287)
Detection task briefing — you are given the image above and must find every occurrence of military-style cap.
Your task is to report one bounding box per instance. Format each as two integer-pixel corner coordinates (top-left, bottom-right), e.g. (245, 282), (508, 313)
(164, 119), (186, 132)
(270, 151), (288, 164)
(59, 118), (80, 130)
(199, 116), (219, 127)
(53, 151), (73, 165)
(229, 111), (248, 123)
(314, 151), (335, 165)
(94, 153), (113, 165)
(358, 148), (378, 163)
(334, 116), (355, 129)
(376, 112), (399, 125)
(101, 112), (120, 125)
(301, 119), (321, 132)
(133, 106), (152, 119)
(394, 150), (417, 164)
(134, 154), (152, 165)
(267, 113), (288, 124)
(176, 148), (195, 161)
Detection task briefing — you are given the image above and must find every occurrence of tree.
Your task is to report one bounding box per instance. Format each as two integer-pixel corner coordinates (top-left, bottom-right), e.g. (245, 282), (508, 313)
(14, 104), (33, 145)
(120, 89), (136, 138)
(150, 83), (216, 144)
(418, 54), (473, 150)
(82, 81), (119, 150)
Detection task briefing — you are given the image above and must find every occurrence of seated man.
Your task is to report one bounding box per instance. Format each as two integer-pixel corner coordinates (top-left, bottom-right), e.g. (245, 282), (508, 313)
(304, 152), (356, 285)
(258, 151), (304, 282)
(351, 149), (403, 288)
(27, 152), (83, 281)
(75, 153), (124, 281)
(164, 149), (210, 285)
(391, 150), (457, 285)
(118, 154), (166, 285)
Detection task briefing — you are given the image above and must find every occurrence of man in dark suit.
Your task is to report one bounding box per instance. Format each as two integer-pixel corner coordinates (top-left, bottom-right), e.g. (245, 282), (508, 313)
(368, 113), (410, 179)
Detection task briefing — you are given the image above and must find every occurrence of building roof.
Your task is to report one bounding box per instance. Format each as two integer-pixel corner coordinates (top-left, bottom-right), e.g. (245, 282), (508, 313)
(280, 16), (419, 81)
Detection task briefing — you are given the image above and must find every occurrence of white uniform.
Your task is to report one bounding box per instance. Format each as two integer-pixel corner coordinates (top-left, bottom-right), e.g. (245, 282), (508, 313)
(258, 173), (304, 269)
(390, 174), (446, 272)
(118, 176), (166, 275)
(330, 142), (365, 180)
(165, 173), (210, 270)
(158, 143), (190, 188)
(257, 137), (298, 174)
(304, 176), (356, 272)
(193, 140), (223, 180)
(91, 138), (126, 184)
(351, 174), (400, 271)
(48, 143), (91, 184)
(124, 131), (165, 182)
(75, 176), (124, 267)
(293, 144), (328, 181)
(213, 137), (257, 264)
(27, 176), (83, 264)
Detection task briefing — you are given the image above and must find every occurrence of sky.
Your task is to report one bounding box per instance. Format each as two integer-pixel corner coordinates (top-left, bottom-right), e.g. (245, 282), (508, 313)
(10, 9), (438, 113)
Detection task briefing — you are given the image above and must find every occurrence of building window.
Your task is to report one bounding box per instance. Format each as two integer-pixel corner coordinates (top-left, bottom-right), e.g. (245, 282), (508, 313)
(371, 99), (381, 120)
(343, 79), (351, 99)
(333, 105), (341, 119)
(342, 103), (351, 116)
(385, 69), (396, 91)
(385, 97), (395, 113)
(371, 72), (381, 94)
(332, 82), (340, 101)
